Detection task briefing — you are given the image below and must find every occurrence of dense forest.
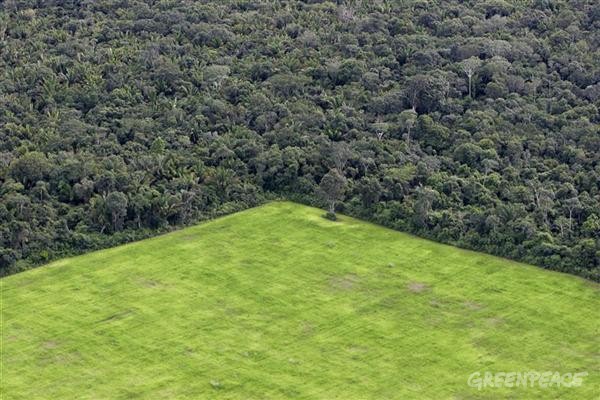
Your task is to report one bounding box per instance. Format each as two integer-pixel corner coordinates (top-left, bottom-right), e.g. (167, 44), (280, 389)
(1, 0), (598, 281)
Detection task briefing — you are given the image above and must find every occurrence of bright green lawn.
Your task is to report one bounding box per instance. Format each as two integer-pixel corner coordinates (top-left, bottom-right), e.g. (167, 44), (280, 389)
(1, 202), (598, 399)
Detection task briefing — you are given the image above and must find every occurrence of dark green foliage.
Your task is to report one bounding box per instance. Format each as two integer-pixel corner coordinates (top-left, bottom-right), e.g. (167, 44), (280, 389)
(319, 169), (347, 215)
(0, 1), (598, 280)
(323, 211), (337, 221)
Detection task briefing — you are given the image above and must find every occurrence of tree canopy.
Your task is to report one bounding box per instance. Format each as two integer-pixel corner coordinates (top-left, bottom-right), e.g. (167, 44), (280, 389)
(1, 0), (599, 280)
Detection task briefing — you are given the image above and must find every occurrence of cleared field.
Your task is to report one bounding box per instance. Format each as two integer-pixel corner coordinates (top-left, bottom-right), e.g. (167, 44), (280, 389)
(1, 202), (598, 399)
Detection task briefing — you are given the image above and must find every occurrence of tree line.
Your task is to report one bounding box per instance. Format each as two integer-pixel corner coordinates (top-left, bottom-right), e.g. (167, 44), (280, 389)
(1, 0), (599, 281)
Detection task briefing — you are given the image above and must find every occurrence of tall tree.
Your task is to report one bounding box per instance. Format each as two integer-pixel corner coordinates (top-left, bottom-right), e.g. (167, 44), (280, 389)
(319, 169), (347, 218)
(460, 56), (482, 99)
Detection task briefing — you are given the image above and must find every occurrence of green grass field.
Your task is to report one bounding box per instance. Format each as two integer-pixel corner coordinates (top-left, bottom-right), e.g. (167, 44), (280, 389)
(1, 202), (598, 399)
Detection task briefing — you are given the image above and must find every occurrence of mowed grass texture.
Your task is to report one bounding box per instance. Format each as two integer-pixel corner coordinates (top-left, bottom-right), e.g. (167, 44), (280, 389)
(1, 202), (598, 399)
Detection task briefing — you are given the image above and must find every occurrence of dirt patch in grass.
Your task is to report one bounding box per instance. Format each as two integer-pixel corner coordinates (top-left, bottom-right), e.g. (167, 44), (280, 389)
(407, 281), (429, 293)
(486, 317), (504, 326)
(137, 277), (163, 288)
(299, 321), (316, 336)
(430, 299), (444, 308)
(463, 301), (484, 310)
(329, 274), (360, 291)
(40, 352), (80, 366)
(42, 340), (59, 349)
(347, 344), (369, 360)
(181, 234), (198, 241)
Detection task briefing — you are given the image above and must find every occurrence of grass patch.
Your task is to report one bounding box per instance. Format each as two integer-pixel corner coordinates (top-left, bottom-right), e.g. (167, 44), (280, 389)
(1, 201), (598, 399)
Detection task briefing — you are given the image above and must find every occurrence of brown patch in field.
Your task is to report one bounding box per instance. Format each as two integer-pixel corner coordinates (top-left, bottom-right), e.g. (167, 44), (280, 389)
(430, 299), (443, 308)
(138, 278), (163, 288)
(181, 234), (198, 241)
(42, 340), (59, 349)
(464, 301), (484, 310)
(486, 317), (504, 326)
(299, 321), (316, 336)
(53, 353), (77, 364)
(329, 274), (360, 291)
(41, 351), (81, 366)
(407, 282), (429, 293)
(347, 344), (369, 356)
